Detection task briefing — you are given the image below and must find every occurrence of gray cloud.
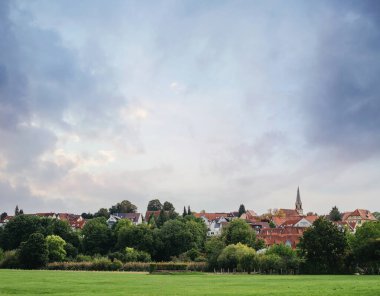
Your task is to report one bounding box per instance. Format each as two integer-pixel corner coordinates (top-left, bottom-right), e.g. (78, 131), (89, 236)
(302, 1), (380, 161)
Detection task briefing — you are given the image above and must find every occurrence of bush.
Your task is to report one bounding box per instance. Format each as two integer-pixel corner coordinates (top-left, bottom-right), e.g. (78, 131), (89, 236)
(108, 252), (125, 262)
(76, 254), (93, 262)
(124, 247), (151, 262)
(46, 261), (207, 272)
(217, 243), (257, 273)
(149, 262), (207, 273)
(121, 262), (151, 272)
(0, 250), (21, 269)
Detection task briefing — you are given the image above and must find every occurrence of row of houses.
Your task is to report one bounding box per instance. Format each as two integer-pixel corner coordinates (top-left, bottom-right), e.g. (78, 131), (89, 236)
(0, 212), (86, 230)
(1, 189), (377, 250)
(193, 188), (377, 249)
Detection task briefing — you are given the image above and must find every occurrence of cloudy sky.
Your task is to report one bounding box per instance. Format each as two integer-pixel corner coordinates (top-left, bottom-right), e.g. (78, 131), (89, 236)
(1, 0), (379, 216)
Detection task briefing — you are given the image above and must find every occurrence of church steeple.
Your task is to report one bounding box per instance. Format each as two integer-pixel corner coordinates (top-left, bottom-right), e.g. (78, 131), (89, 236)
(295, 186), (303, 215)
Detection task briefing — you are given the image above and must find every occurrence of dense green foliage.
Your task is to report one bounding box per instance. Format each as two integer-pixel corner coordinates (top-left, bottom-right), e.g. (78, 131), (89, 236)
(298, 217), (349, 274)
(0, 204), (378, 274)
(222, 219), (264, 249)
(19, 233), (49, 269)
(0, 270), (379, 296)
(147, 199), (162, 211)
(329, 206), (342, 221)
(109, 200), (137, 214)
(349, 221), (380, 274)
(46, 235), (67, 262)
(82, 217), (112, 255)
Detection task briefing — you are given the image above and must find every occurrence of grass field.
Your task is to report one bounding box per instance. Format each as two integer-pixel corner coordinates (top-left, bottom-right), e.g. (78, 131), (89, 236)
(0, 270), (379, 296)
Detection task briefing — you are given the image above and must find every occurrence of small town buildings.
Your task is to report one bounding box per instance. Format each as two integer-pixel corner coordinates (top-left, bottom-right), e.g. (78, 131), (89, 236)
(107, 213), (143, 228)
(258, 226), (307, 249)
(342, 209), (377, 225)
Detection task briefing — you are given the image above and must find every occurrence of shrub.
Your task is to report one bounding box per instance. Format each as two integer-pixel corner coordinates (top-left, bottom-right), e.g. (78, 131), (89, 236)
(0, 250), (21, 269)
(45, 261), (207, 272)
(76, 254), (92, 262)
(124, 247), (151, 262)
(149, 262), (207, 273)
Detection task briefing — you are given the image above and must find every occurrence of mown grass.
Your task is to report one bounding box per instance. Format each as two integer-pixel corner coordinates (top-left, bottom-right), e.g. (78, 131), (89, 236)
(0, 270), (379, 296)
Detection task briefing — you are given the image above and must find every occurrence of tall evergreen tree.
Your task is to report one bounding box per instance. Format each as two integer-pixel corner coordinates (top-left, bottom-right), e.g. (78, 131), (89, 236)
(188, 205), (192, 215)
(183, 206), (187, 217)
(156, 210), (168, 228)
(329, 206), (342, 222)
(15, 205), (20, 216)
(238, 204), (246, 217)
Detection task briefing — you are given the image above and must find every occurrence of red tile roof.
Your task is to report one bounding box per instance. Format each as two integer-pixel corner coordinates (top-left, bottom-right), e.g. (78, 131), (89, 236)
(258, 227), (307, 249)
(305, 215), (319, 223)
(279, 209), (301, 218)
(342, 209), (376, 222)
(145, 210), (161, 221)
(193, 213), (229, 221)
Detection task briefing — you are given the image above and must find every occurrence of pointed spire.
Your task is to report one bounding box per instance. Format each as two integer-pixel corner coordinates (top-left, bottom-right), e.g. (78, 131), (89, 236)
(295, 186), (303, 215)
(296, 186), (301, 204)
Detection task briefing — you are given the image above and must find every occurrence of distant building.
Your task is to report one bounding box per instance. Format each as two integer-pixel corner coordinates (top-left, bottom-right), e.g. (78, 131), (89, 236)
(258, 226), (307, 249)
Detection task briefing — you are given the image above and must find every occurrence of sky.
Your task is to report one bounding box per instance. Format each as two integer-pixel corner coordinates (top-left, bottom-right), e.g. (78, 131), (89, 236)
(1, 0), (380, 216)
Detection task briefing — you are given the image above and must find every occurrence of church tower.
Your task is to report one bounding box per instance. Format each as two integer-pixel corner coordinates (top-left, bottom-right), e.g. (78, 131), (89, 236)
(295, 187), (303, 215)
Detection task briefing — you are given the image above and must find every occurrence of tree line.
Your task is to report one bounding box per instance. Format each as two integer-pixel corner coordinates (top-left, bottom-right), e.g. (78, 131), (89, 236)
(0, 200), (379, 274)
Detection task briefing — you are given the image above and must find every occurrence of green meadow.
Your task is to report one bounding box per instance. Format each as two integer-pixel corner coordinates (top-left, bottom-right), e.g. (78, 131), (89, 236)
(0, 270), (379, 296)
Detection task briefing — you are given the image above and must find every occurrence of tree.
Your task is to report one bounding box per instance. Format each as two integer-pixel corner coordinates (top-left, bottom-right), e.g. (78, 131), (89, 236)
(117, 224), (154, 255)
(350, 221), (380, 274)
(147, 199), (162, 211)
(46, 219), (80, 248)
(156, 210), (168, 228)
(269, 221), (276, 228)
(163, 201), (175, 212)
(329, 206), (342, 222)
(19, 209), (24, 215)
(298, 217), (349, 274)
(187, 206), (192, 215)
(81, 212), (94, 219)
(46, 235), (67, 262)
(0, 212), (7, 221)
(373, 212), (380, 221)
(19, 233), (48, 269)
(109, 200), (137, 214)
(222, 219), (260, 249)
(94, 208), (110, 219)
(113, 219), (132, 236)
(205, 237), (226, 270)
(14, 205), (20, 216)
(217, 243), (257, 273)
(238, 204), (246, 217)
(1, 215), (43, 250)
(147, 214), (157, 228)
(182, 206), (187, 217)
(155, 219), (194, 261)
(266, 244), (300, 273)
(82, 217), (112, 255)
